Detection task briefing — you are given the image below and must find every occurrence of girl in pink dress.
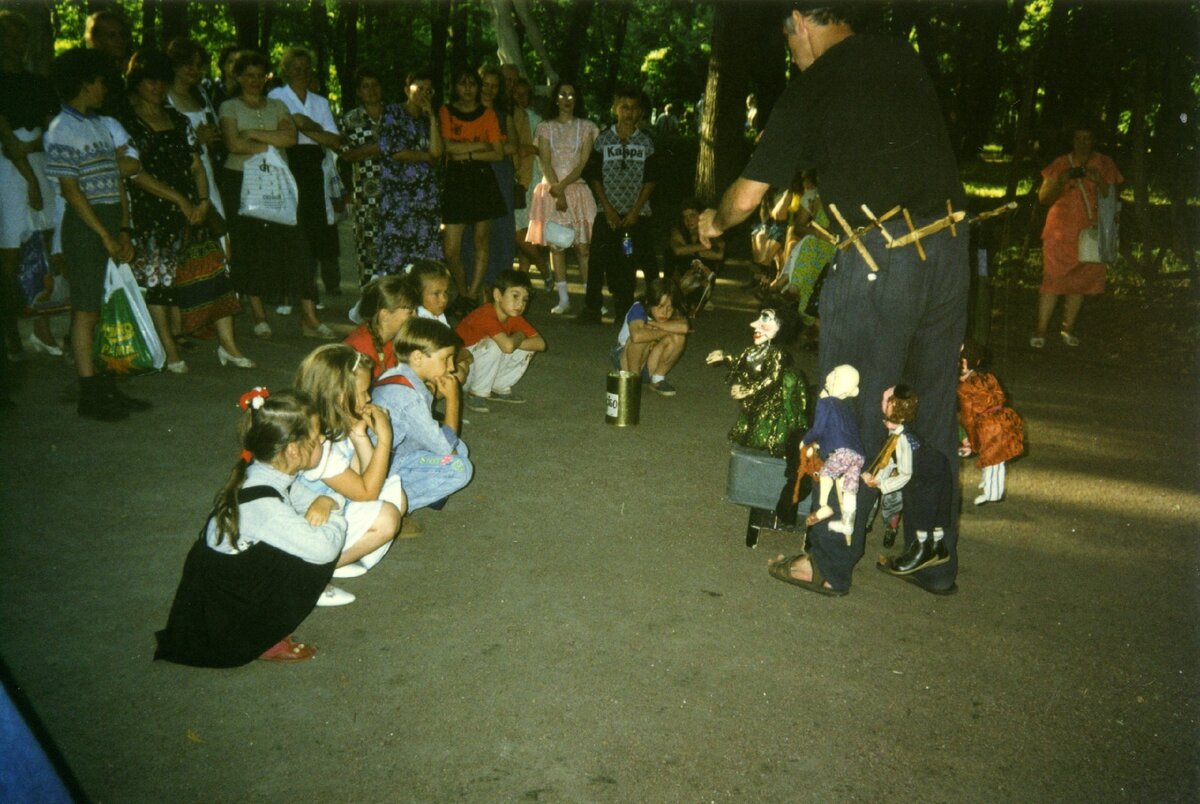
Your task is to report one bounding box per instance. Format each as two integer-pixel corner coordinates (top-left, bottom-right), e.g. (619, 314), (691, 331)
(526, 81), (598, 314)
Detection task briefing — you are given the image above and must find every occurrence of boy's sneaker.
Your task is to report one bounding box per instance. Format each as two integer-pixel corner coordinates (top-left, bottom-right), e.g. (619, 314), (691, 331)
(490, 389), (524, 404)
(465, 393), (491, 413)
(650, 379), (677, 396)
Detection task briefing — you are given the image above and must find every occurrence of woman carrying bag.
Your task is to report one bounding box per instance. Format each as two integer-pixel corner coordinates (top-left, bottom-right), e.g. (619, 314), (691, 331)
(1032, 122), (1123, 349)
(121, 50), (250, 372)
(218, 51), (332, 340)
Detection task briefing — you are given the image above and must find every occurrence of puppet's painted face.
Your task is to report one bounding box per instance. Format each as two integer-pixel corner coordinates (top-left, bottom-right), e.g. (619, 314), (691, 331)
(751, 310), (780, 345)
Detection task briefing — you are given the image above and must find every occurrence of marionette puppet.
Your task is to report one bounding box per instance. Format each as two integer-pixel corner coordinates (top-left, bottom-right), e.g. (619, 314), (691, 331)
(796, 364), (864, 543)
(862, 385), (919, 548)
(879, 386), (954, 576)
(958, 340), (1025, 505)
(706, 307), (808, 459)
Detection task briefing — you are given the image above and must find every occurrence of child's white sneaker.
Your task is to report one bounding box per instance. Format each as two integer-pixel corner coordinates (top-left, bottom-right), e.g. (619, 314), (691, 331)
(316, 585), (356, 607)
(490, 389), (524, 404)
(332, 561), (368, 579)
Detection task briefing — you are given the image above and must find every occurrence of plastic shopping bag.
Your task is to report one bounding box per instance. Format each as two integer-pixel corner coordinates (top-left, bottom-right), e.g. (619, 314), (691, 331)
(240, 146), (298, 226)
(1097, 188), (1119, 265)
(93, 260), (166, 375)
(322, 149), (347, 224)
(17, 234), (71, 317)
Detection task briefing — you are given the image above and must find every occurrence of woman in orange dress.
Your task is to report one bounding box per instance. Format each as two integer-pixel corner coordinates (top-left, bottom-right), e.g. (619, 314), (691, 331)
(1033, 124), (1123, 348)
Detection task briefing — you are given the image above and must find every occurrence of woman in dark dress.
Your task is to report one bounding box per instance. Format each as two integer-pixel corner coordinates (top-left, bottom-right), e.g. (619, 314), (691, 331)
(121, 50), (249, 371)
(376, 70), (444, 276)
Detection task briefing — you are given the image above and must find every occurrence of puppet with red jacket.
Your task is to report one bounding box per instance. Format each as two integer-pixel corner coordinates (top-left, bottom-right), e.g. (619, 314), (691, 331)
(957, 339), (1024, 505)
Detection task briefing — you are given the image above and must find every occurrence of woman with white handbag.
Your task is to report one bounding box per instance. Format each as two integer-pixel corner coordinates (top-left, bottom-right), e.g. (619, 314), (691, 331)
(218, 51), (332, 340)
(1033, 123), (1123, 348)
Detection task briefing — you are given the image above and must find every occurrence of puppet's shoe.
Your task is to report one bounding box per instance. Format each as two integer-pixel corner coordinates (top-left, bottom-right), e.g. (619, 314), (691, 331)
(767, 554), (847, 597)
(973, 493), (991, 506)
(828, 509), (856, 541)
(805, 505), (834, 527)
(886, 538), (936, 575)
(882, 525), (898, 548)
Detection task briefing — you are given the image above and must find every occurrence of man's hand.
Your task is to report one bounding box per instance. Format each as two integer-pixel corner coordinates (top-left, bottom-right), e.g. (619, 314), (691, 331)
(705, 349), (725, 364)
(697, 208), (722, 248)
(604, 204), (621, 229)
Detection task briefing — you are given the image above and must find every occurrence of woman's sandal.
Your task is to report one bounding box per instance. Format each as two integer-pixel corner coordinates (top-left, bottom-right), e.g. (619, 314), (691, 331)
(258, 635), (316, 662)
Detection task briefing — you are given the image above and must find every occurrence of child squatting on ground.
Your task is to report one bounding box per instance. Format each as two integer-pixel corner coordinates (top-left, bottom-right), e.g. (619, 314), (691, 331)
(454, 269), (546, 413)
(155, 389), (345, 666)
(611, 278), (688, 396)
(343, 275), (420, 379)
(372, 317), (474, 513)
(294, 344), (406, 608)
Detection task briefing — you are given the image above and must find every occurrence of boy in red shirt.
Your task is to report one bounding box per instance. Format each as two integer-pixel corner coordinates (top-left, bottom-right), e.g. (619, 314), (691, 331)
(455, 270), (545, 412)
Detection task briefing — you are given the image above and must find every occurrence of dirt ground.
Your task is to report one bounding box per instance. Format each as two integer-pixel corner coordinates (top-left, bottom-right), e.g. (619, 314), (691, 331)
(0, 255), (1196, 802)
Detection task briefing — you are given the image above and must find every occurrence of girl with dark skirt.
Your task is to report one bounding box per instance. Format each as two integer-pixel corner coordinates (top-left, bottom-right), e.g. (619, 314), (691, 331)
(155, 388), (347, 667)
(438, 64), (506, 314)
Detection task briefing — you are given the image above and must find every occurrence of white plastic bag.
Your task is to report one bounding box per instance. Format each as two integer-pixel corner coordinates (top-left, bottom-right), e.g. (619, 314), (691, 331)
(240, 146), (298, 226)
(322, 149), (345, 224)
(1097, 188), (1119, 264)
(94, 259), (166, 374)
(544, 220), (576, 249)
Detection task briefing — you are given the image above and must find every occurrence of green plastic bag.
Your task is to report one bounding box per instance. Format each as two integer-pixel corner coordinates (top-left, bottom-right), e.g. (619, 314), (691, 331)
(93, 260), (165, 375)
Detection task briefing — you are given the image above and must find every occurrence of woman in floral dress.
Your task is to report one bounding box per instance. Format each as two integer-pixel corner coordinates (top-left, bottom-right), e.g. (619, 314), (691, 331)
(340, 67), (385, 285)
(376, 70), (443, 277)
(122, 50), (248, 372)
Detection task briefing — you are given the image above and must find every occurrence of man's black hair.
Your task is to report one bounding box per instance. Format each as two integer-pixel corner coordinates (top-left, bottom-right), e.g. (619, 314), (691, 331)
(50, 48), (111, 103)
(787, 3), (858, 27)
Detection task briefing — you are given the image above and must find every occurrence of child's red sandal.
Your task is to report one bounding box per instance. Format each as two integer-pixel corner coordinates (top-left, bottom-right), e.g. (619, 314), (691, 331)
(258, 635), (316, 662)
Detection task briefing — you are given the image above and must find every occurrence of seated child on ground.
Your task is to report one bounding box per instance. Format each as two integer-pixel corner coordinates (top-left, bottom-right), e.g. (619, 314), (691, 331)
(294, 345), (405, 606)
(455, 269), (545, 412)
(155, 388), (345, 667)
(410, 259), (472, 395)
(372, 317), (474, 513)
(344, 275), (420, 379)
(612, 278), (688, 397)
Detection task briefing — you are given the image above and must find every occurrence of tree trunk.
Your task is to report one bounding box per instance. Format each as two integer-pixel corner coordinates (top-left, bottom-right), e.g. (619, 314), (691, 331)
(1128, 57), (1157, 282)
(229, 1), (260, 51)
(140, 0), (157, 50)
(334, 0), (360, 101)
(260, 2), (276, 53)
(430, 0), (450, 99)
(695, 2), (756, 205)
(557, 0), (594, 81)
(161, 0), (188, 44)
(600, 2), (632, 105)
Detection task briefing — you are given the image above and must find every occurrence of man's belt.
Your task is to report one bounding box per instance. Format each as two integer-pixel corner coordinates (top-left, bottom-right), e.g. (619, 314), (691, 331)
(821, 200), (1018, 277)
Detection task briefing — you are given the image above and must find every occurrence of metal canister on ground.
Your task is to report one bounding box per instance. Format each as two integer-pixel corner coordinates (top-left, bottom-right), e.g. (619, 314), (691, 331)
(605, 370), (641, 426)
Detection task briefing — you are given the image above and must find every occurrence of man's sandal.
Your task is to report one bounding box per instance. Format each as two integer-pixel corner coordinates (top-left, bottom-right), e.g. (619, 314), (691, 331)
(767, 554), (848, 597)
